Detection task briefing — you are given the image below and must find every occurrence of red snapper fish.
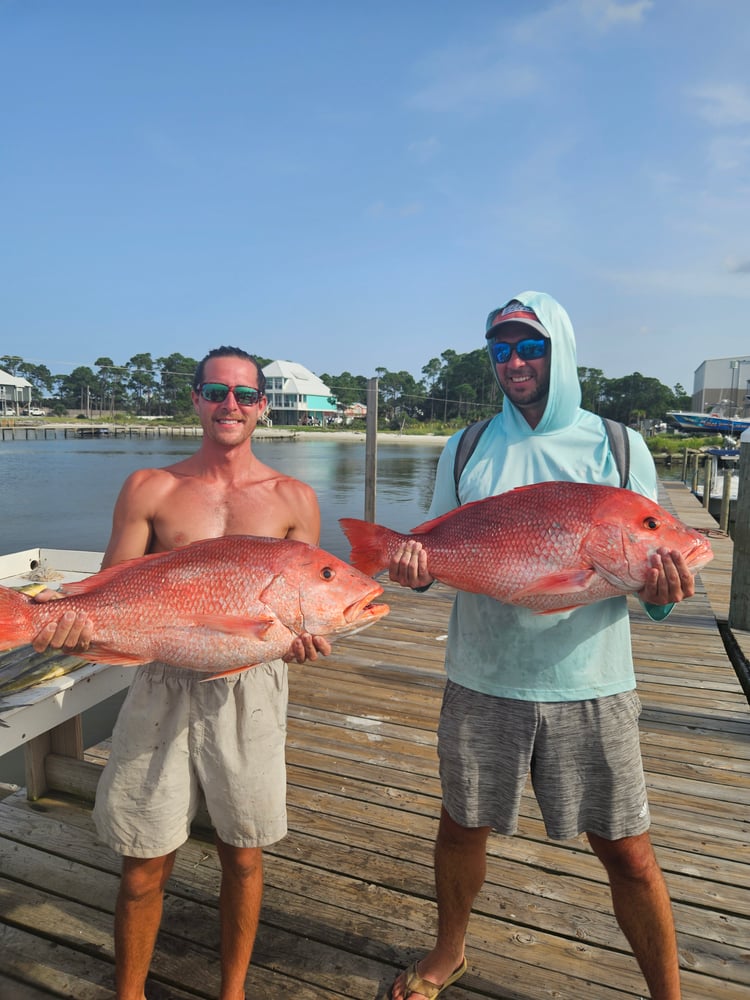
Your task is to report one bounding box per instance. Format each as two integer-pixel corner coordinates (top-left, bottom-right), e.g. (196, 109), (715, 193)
(0, 536), (389, 678)
(340, 482), (713, 614)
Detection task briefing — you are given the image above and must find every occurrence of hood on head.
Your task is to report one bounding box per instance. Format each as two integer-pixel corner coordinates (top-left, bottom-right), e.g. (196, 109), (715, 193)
(485, 290), (582, 435)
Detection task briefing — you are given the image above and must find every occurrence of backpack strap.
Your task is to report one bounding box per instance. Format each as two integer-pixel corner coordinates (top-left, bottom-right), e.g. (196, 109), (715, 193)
(453, 414), (630, 503)
(453, 417), (492, 504)
(602, 417), (630, 488)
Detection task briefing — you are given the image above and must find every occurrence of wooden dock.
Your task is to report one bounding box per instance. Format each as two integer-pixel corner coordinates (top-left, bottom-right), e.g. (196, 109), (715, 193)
(0, 482), (748, 999)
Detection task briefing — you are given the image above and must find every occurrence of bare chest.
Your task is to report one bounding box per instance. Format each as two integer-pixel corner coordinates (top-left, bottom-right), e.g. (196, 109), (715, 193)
(153, 480), (291, 548)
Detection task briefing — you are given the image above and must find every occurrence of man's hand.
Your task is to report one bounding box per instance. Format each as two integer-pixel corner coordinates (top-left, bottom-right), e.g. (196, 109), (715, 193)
(638, 548), (696, 605)
(31, 590), (94, 654)
(283, 633), (332, 664)
(388, 539), (434, 591)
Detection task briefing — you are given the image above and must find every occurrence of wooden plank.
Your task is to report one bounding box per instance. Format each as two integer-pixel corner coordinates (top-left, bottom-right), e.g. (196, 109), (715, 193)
(1, 501), (749, 999)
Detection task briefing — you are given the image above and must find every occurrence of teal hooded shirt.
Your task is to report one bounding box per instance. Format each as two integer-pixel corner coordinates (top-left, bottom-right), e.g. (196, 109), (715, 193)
(428, 291), (662, 701)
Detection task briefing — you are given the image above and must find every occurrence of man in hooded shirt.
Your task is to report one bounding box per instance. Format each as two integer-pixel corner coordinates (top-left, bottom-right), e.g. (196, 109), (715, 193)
(388, 292), (694, 1000)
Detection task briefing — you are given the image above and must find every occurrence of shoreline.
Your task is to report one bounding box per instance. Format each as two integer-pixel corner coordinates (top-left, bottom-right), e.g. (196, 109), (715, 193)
(258, 428), (451, 445)
(1, 420), (452, 446)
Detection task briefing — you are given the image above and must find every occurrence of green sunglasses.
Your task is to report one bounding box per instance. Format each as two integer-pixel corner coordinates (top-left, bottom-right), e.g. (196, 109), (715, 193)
(197, 383), (263, 406)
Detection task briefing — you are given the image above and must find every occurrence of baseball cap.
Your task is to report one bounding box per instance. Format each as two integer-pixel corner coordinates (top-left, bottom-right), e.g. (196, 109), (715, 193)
(485, 300), (549, 339)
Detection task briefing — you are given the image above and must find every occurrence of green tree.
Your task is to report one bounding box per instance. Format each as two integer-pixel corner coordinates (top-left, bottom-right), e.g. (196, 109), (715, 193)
(421, 357), (444, 421)
(94, 357), (129, 416)
(0, 355), (23, 375)
(56, 366), (98, 411)
(599, 372), (681, 423)
(319, 371), (368, 409)
(578, 367), (607, 413)
(17, 362), (55, 403)
(157, 353), (198, 416)
(127, 353), (157, 414)
(375, 368), (425, 423)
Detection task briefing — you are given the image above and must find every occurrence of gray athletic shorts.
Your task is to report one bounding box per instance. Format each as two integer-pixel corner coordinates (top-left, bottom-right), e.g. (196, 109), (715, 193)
(438, 682), (650, 841)
(93, 660), (289, 857)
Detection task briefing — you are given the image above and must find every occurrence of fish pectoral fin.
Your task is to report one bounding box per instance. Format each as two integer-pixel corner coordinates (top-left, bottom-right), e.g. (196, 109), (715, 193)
(193, 613), (279, 638)
(200, 664), (260, 682)
(83, 644), (152, 667)
(514, 569), (597, 598)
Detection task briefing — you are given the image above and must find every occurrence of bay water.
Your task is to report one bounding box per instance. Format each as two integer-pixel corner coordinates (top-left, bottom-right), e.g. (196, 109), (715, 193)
(0, 433), (445, 783)
(0, 434), (444, 561)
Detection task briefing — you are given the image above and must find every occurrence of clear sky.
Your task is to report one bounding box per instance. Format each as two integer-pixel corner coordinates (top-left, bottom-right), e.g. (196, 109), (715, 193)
(2, 0), (749, 394)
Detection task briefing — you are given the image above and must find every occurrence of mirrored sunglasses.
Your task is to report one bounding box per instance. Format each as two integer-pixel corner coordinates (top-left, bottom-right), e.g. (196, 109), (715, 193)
(489, 338), (548, 365)
(198, 383), (263, 406)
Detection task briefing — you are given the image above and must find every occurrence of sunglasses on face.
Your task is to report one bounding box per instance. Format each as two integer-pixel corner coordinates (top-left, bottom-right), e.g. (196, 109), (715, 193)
(488, 337), (548, 365)
(197, 383), (263, 406)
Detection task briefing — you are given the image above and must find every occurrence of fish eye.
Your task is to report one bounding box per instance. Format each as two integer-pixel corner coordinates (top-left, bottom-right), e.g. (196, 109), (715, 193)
(320, 566), (335, 581)
(643, 517), (660, 531)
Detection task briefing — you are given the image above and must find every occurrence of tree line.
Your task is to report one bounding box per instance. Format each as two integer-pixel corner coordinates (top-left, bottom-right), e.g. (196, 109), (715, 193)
(1, 350), (690, 426)
(319, 354), (692, 427)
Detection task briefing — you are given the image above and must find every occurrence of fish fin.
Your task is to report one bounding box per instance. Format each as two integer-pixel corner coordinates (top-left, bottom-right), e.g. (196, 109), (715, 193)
(193, 613), (279, 638)
(409, 493), (506, 534)
(79, 644), (152, 666)
(338, 518), (402, 577)
(513, 569), (597, 599)
(61, 550), (170, 596)
(200, 664), (259, 682)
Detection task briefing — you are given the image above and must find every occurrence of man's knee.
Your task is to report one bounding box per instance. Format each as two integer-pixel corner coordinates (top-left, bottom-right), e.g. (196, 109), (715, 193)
(119, 853), (176, 902)
(217, 842), (263, 883)
(588, 831), (661, 882)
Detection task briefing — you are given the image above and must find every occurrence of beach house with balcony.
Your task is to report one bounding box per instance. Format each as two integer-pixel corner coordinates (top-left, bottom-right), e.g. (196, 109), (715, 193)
(262, 360), (340, 427)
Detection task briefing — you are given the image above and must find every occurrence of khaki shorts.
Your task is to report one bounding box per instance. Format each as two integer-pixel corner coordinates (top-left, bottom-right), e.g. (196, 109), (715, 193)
(93, 660), (289, 857)
(438, 682), (649, 841)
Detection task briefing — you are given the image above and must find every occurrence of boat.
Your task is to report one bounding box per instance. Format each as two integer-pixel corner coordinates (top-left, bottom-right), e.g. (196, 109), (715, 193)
(0, 548), (132, 760)
(667, 405), (750, 436)
(0, 546), (102, 590)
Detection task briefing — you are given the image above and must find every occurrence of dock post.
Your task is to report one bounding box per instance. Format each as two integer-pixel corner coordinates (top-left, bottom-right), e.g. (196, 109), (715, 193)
(729, 433), (750, 631)
(702, 457), (712, 509)
(719, 468), (733, 534)
(364, 378), (378, 523)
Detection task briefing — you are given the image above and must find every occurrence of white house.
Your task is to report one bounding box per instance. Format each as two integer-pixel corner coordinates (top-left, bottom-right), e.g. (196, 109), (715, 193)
(262, 361), (339, 426)
(0, 369), (32, 415)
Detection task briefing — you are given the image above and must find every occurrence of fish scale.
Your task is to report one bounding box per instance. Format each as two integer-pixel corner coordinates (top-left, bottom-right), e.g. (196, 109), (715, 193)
(341, 481), (713, 614)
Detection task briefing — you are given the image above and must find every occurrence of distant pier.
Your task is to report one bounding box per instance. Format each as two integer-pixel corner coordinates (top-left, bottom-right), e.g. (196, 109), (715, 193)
(0, 422), (300, 441)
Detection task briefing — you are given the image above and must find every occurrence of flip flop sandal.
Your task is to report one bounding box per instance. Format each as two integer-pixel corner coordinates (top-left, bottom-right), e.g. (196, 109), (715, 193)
(392, 957), (468, 999)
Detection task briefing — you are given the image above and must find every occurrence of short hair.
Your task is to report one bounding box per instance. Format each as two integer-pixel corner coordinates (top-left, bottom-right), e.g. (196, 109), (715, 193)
(193, 346), (266, 395)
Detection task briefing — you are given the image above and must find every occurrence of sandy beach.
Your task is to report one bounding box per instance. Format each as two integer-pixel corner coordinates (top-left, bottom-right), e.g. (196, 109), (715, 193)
(255, 427), (451, 445)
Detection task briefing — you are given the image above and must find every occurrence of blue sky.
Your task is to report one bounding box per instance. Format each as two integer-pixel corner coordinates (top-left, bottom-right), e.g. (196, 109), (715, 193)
(2, 0), (749, 394)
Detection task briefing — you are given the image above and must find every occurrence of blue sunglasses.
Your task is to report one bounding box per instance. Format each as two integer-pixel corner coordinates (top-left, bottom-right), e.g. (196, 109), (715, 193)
(488, 337), (548, 365)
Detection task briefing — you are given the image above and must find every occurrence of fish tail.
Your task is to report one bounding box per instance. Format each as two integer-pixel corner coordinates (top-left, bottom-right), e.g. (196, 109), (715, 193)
(339, 518), (403, 577)
(0, 586), (35, 651)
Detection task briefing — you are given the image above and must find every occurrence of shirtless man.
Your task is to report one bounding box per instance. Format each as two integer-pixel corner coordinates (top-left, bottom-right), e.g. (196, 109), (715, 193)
(33, 345), (329, 1000)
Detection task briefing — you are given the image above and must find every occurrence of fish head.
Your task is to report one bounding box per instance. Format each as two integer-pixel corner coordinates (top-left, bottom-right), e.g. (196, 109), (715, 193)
(258, 542), (389, 637)
(583, 490), (714, 591)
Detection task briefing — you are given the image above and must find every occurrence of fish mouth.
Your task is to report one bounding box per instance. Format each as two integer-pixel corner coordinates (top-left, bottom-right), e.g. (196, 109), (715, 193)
(344, 586), (389, 625)
(683, 536), (714, 571)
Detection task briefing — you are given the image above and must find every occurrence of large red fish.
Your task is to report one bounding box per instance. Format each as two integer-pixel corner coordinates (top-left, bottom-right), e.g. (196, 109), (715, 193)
(0, 536), (389, 677)
(340, 482), (713, 614)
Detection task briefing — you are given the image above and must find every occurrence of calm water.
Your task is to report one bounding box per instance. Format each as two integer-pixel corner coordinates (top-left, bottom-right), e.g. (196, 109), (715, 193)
(0, 434), (445, 782)
(0, 434), (444, 562)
